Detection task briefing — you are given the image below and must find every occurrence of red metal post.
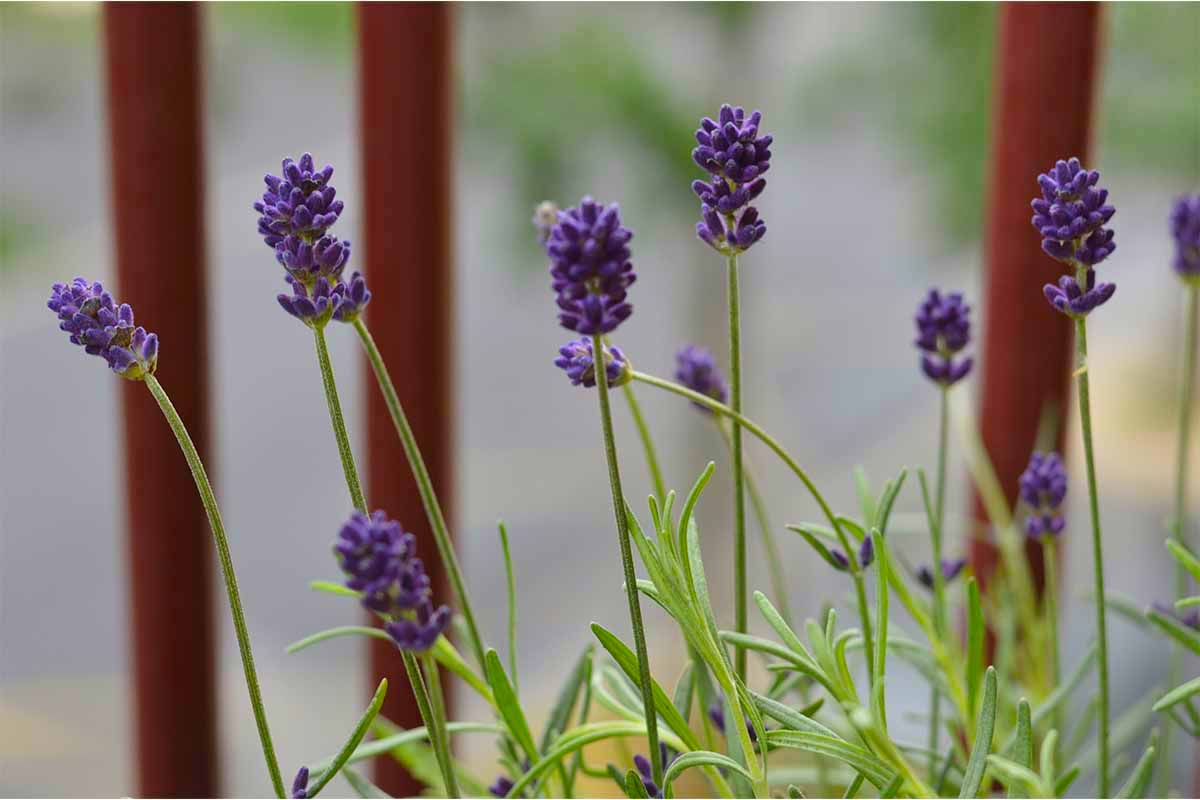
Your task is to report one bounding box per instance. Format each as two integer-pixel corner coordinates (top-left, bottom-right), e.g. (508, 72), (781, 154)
(357, 4), (456, 795)
(103, 5), (217, 796)
(972, 3), (1102, 586)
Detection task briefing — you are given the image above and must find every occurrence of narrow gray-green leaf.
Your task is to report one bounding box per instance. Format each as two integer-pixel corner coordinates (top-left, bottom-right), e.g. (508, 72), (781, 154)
(984, 755), (1042, 798)
(663, 751), (752, 795)
(960, 666), (998, 798)
(540, 644), (593, 752)
(1154, 675), (1200, 712)
(340, 766), (390, 798)
(497, 522), (519, 693)
(966, 578), (984, 718)
(1008, 699), (1032, 799)
(485, 649), (539, 763)
(786, 524), (850, 571)
(625, 769), (651, 798)
(1147, 607), (1200, 655)
(1114, 738), (1157, 799)
(307, 679), (389, 797)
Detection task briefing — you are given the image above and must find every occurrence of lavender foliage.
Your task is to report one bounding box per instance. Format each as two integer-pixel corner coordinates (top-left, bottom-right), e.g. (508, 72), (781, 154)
(544, 197), (636, 335)
(692, 104), (771, 253)
(555, 337), (631, 388)
(1019, 452), (1068, 539)
(1169, 193), (1200, 279)
(48, 278), (159, 380)
(914, 289), (973, 387)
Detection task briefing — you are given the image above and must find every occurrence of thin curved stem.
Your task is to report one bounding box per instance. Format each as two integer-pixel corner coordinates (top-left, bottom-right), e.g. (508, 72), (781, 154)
(853, 572), (875, 690)
(1041, 536), (1060, 745)
(144, 375), (285, 798)
(621, 382), (667, 502)
(727, 253), (748, 681)
(405, 652), (458, 797)
(353, 318), (487, 669)
(1073, 312), (1110, 797)
(630, 371), (858, 563)
(1159, 281), (1199, 796)
(717, 418), (792, 627)
(928, 388), (949, 776)
(593, 335), (662, 788)
(313, 326), (366, 511)
(423, 654), (461, 798)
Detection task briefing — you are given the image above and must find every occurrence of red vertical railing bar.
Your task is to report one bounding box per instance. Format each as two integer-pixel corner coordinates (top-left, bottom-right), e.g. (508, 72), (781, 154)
(357, 4), (456, 795)
(972, 3), (1102, 589)
(103, 5), (218, 797)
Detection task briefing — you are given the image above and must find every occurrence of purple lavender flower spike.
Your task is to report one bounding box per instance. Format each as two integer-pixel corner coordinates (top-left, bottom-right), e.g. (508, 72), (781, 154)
(277, 276), (345, 328)
(545, 197), (636, 334)
(692, 104), (771, 254)
(276, 234), (352, 286)
(333, 271), (372, 323)
(1019, 452), (1068, 539)
(1170, 193), (1200, 279)
(1030, 157), (1116, 268)
(255, 153), (343, 249)
(674, 345), (728, 411)
(488, 775), (515, 798)
(291, 767), (309, 799)
(917, 557), (968, 590)
(1042, 269), (1116, 318)
(48, 278), (159, 380)
(555, 337), (631, 388)
(334, 509), (450, 652)
(915, 289), (973, 387)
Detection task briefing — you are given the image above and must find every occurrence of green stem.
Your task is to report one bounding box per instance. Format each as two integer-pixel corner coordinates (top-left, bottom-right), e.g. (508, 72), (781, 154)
(620, 382), (667, 502)
(592, 334), (663, 788)
(314, 325), (458, 796)
(928, 389), (949, 776)
(1073, 310), (1110, 797)
(717, 419), (792, 627)
(405, 652), (459, 797)
(1041, 536), (1060, 744)
(313, 326), (366, 511)
(353, 318), (487, 670)
(853, 572), (875, 689)
(1159, 281), (1199, 796)
(630, 371), (859, 571)
(727, 253), (748, 682)
(423, 654), (460, 798)
(144, 375), (286, 798)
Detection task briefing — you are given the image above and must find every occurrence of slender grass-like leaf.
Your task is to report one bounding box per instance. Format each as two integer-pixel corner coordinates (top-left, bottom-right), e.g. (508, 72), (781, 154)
(663, 751), (752, 796)
(1153, 675), (1200, 712)
(879, 773), (904, 799)
(497, 522), (519, 693)
(752, 691), (841, 738)
(786, 524), (851, 571)
(960, 666), (998, 798)
(625, 769), (651, 798)
(306, 679), (389, 797)
(984, 755), (1043, 798)
(340, 766), (390, 798)
(842, 772), (865, 799)
(678, 462), (716, 558)
(1176, 596), (1200, 609)
(1038, 730), (1058, 788)
(485, 649), (539, 763)
(837, 515), (867, 542)
(965, 578), (984, 719)
(287, 625), (392, 654)
(754, 591), (812, 661)
(310, 721), (502, 776)
(719, 632), (829, 689)
(591, 623), (702, 750)
(873, 470), (907, 535)
(673, 662), (695, 722)
(871, 529), (890, 732)
(1114, 732), (1157, 799)
(854, 466), (877, 528)
(1008, 700), (1032, 799)
(765, 730), (896, 790)
(1147, 608), (1200, 656)
(1053, 765), (1081, 797)
(1166, 539), (1200, 582)
(540, 644), (594, 753)
(309, 579), (362, 598)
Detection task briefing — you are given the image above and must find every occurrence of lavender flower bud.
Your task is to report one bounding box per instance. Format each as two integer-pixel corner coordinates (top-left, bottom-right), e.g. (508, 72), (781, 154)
(916, 557), (968, 590)
(674, 345), (728, 411)
(914, 289), (973, 387)
(1042, 269), (1116, 318)
(291, 767), (309, 799)
(1169, 193), (1200, 280)
(332, 272), (372, 324)
(255, 153), (343, 248)
(546, 197), (636, 334)
(554, 337), (631, 388)
(48, 278), (159, 380)
(385, 598), (451, 652)
(488, 776), (515, 798)
(277, 276), (345, 329)
(1019, 452), (1067, 539)
(829, 536), (875, 573)
(275, 234), (352, 286)
(1030, 157), (1116, 267)
(1152, 602), (1200, 631)
(692, 104), (771, 254)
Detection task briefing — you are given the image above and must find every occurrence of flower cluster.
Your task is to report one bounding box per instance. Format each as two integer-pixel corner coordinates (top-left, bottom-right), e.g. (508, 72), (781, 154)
(47, 278), (159, 380)
(631, 745), (675, 799)
(1019, 452), (1068, 539)
(1030, 158), (1117, 318)
(914, 289), (973, 387)
(1031, 157), (1116, 266)
(692, 104), (771, 253)
(1169, 193), (1200, 279)
(255, 153), (370, 327)
(290, 767), (309, 799)
(916, 557), (967, 591)
(334, 510), (449, 652)
(554, 337), (631, 389)
(675, 344), (728, 411)
(831, 535), (874, 573)
(544, 197), (636, 335)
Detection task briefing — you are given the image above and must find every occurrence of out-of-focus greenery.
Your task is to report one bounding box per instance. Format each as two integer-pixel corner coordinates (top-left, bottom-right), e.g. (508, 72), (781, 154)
(211, 2), (352, 57)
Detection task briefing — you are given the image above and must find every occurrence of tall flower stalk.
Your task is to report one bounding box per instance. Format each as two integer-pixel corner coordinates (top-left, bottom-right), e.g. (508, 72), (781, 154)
(546, 198), (662, 786)
(1158, 193), (1200, 794)
(46, 280), (287, 798)
(692, 104), (772, 680)
(1031, 156), (1117, 794)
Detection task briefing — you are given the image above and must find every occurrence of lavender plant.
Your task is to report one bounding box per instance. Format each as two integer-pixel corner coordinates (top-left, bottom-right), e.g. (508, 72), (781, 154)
(45, 109), (1196, 799)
